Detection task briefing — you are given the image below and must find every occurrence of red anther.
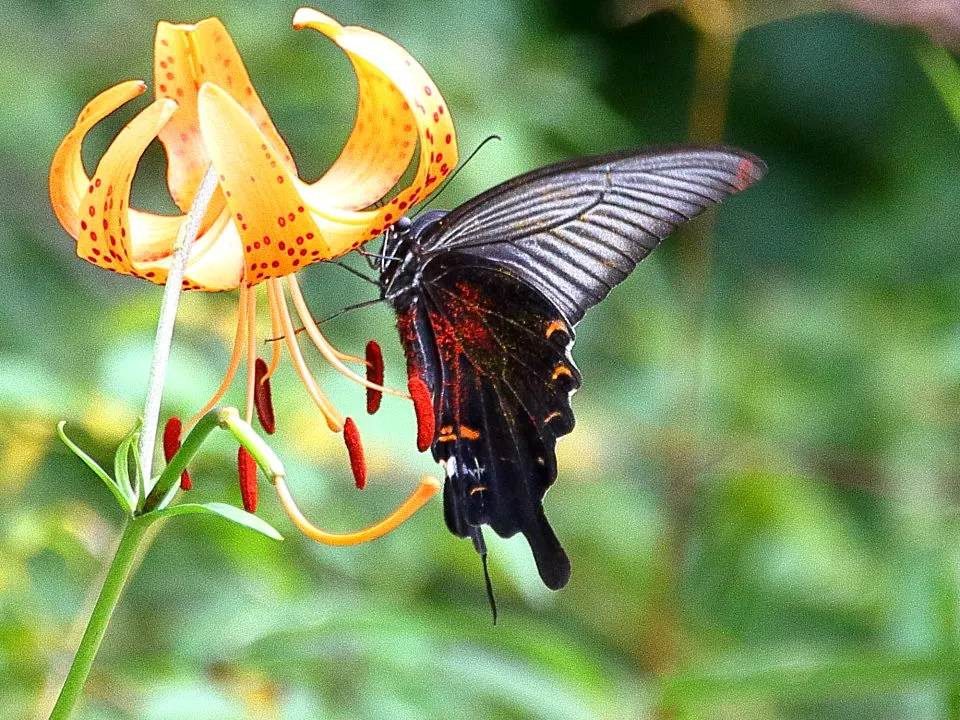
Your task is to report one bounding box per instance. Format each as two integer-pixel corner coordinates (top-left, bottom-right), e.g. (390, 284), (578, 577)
(253, 358), (276, 434)
(408, 375), (435, 452)
(343, 417), (367, 489)
(162, 416), (192, 490)
(365, 340), (384, 415)
(238, 446), (258, 513)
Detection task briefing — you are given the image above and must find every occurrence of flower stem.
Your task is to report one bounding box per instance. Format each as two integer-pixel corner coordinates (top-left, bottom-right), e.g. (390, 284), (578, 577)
(48, 517), (151, 720)
(138, 164), (219, 484)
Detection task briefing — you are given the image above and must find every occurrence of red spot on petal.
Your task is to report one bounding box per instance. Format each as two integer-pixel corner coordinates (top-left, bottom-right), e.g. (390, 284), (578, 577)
(238, 447), (258, 512)
(343, 418), (367, 489)
(408, 376), (435, 452)
(162, 417), (192, 490)
(365, 341), (384, 415)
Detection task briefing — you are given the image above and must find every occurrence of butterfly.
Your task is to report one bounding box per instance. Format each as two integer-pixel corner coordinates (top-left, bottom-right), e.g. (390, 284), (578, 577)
(376, 146), (766, 591)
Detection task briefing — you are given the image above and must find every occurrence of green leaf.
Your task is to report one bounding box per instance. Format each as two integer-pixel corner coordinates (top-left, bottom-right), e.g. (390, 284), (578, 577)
(56, 421), (133, 515)
(150, 502), (283, 540)
(113, 420), (141, 511)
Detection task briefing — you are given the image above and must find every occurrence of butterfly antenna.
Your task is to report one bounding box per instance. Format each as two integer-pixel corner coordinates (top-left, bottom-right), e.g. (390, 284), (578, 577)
(327, 259), (379, 286)
(471, 527), (498, 625)
(357, 248), (403, 262)
(265, 297), (384, 342)
(314, 297), (384, 326)
(416, 134), (502, 214)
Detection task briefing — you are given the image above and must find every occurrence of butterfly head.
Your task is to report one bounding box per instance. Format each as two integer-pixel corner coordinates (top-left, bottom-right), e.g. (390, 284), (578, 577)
(379, 210), (449, 305)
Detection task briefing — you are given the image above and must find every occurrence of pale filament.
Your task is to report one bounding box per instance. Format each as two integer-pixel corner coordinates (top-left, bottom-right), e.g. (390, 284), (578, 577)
(274, 474), (442, 546)
(263, 282), (283, 381)
(286, 274), (410, 399)
(267, 278), (344, 432)
(243, 286), (257, 425)
(186, 283), (249, 430)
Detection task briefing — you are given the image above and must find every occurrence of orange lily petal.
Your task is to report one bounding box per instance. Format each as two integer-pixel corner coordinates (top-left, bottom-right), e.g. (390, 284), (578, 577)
(197, 83), (330, 283)
(130, 208), (245, 291)
(50, 80), (147, 239)
(81, 98), (180, 280)
(294, 8), (458, 254)
(155, 18), (295, 211)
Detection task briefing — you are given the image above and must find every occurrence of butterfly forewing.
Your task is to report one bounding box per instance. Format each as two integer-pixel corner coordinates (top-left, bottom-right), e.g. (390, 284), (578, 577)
(420, 146), (765, 324)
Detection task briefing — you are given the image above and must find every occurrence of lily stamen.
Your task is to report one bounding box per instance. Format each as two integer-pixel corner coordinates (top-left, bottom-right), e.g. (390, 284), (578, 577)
(274, 474), (442, 546)
(267, 278), (343, 432)
(186, 283), (250, 429)
(408, 376), (435, 452)
(365, 340), (385, 415)
(342, 418), (367, 489)
(243, 284), (258, 426)
(237, 446), (258, 512)
(253, 358), (276, 434)
(162, 417), (192, 490)
(285, 275), (408, 400)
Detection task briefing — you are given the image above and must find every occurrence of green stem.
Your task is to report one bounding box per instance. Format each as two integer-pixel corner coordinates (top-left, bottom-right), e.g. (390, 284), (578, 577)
(48, 517), (152, 720)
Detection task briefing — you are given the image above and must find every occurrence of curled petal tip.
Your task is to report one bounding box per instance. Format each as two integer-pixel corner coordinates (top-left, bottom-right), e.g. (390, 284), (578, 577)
(292, 7), (340, 32)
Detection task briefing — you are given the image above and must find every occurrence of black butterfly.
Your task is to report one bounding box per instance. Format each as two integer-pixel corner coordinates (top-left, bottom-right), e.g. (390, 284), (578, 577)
(377, 146), (766, 591)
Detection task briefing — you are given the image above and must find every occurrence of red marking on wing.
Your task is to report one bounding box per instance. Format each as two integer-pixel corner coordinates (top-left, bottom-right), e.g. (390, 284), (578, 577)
(365, 340), (384, 415)
(343, 418), (367, 489)
(735, 158), (755, 192)
(408, 375), (435, 452)
(237, 446), (258, 512)
(253, 358), (276, 434)
(162, 416), (192, 490)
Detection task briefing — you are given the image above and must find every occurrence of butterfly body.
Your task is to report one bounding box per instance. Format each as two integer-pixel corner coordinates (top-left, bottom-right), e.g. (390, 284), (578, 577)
(379, 146), (765, 589)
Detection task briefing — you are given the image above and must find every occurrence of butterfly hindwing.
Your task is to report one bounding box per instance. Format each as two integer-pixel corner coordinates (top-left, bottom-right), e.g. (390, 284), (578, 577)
(412, 254), (580, 589)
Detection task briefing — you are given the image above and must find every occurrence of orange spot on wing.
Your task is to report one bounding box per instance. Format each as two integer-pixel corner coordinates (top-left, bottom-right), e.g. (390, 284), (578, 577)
(552, 365), (573, 381)
(544, 411), (563, 423)
(459, 426), (480, 440)
(545, 320), (566, 339)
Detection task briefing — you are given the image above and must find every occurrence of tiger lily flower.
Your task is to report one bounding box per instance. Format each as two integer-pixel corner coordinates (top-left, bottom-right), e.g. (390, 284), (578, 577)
(49, 8), (457, 543)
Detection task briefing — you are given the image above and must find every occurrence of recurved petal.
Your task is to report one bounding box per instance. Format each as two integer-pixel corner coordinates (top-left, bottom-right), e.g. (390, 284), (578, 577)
(198, 82), (330, 283)
(50, 80), (147, 239)
(80, 98), (180, 280)
(156, 18), (296, 212)
(294, 8), (458, 224)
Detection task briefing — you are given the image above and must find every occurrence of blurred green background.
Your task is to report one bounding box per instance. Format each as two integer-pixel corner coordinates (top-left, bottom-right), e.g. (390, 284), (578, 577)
(4, 0), (960, 718)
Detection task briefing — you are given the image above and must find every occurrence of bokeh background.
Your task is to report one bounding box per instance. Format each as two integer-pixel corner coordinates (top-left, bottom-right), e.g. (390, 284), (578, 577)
(5, 0), (960, 718)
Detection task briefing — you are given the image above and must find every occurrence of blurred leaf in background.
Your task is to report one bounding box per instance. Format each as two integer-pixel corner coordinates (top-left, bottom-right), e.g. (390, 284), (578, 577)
(5, 0), (960, 718)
